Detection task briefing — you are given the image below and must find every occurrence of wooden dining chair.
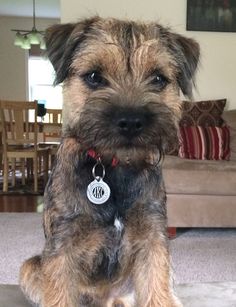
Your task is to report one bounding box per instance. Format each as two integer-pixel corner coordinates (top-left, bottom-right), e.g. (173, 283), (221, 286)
(43, 108), (62, 142)
(40, 108), (62, 170)
(44, 108), (62, 124)
(0, 100), (49, 193)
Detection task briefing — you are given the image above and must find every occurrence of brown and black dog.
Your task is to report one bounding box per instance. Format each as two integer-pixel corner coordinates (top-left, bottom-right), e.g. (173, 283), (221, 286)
(20, 16), (199, 307)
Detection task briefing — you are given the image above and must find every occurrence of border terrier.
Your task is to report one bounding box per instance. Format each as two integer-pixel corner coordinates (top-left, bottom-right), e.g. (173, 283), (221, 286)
(19, 16), (199, 306)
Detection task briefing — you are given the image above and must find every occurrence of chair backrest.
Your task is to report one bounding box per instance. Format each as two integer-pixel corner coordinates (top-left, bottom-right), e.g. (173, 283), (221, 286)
(45, 109), (62, 124)
(0, 100), (38, 149)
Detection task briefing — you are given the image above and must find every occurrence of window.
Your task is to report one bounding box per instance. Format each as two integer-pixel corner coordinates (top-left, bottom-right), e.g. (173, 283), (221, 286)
(28, 57), (62, 109)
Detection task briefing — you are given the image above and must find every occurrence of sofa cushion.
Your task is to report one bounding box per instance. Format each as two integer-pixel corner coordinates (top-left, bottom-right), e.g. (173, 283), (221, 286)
(163, 155), (236, 196)
(180, 99), (226, 127)
(222, 110), (236, 161)
(178, 125), (230, 160)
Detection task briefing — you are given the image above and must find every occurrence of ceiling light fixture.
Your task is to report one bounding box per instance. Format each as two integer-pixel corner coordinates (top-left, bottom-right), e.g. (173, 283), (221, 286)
(11, 0), (45, 50)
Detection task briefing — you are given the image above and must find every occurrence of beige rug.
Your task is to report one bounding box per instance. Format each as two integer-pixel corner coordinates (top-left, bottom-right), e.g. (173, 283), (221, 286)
(0, 213), (236, 285)
(1, 213), (236, 306)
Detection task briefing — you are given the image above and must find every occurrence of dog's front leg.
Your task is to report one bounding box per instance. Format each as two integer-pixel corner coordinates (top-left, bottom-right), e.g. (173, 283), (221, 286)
(41, 254), (78, 307)
(124, 203), (181, 307)
(132, 235), (182, 307)
(132, 239), (181, 307)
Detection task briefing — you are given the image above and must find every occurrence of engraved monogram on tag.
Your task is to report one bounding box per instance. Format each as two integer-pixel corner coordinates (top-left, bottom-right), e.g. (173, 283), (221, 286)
(87, 158), (111, 205)
(87, 178), (110, 204)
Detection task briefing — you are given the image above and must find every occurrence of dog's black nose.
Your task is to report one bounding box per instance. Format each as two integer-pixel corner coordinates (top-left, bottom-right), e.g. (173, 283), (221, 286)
(117, 114), (144, 137)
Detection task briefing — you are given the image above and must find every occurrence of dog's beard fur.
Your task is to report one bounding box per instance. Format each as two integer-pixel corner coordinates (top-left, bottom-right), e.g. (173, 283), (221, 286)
(63, 88), (181, 164)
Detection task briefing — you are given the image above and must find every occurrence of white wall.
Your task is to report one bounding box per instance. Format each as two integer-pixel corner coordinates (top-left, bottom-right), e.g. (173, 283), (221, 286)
(60, 0), (236, 109)
(0, 16), (59, 100)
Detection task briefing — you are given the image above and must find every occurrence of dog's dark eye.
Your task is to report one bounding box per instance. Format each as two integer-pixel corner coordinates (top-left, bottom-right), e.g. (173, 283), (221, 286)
(83, 71), (108, 89)
(151, 73), (169, 90)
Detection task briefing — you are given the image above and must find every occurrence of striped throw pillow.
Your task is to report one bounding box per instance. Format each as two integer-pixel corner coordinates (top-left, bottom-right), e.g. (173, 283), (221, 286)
(179, 126), (230, 160)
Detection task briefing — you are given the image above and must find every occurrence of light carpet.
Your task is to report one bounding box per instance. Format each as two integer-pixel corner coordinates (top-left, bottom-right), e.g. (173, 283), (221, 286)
(1, 282), (236, 307)
(0, 213), (236, 285)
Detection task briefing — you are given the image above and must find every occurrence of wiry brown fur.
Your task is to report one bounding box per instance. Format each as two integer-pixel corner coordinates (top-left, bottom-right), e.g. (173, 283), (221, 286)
(19, 16), (199, 306)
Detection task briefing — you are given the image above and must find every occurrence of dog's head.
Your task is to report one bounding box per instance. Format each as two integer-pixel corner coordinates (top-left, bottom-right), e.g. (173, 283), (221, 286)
(45, 16), (199, 163)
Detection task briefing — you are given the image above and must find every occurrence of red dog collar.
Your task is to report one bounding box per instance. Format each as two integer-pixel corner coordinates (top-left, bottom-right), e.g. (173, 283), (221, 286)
(87, 149), (119, 167)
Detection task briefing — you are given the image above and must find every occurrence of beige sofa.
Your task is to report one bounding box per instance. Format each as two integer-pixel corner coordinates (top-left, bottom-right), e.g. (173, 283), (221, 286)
(163, 109), (236, 232)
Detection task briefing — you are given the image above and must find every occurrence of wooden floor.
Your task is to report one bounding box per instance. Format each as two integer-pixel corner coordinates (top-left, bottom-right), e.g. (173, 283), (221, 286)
(0, 195), (42, 212)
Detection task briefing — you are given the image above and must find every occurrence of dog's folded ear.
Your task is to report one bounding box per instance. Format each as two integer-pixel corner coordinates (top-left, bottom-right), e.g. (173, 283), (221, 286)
(45, 23), (77, 84)
(45, 17), (99, 85)
(168, 33), (200, 98)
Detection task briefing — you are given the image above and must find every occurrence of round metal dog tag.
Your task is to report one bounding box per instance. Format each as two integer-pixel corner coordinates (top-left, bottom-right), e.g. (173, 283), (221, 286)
(87, 178), (111, 205)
